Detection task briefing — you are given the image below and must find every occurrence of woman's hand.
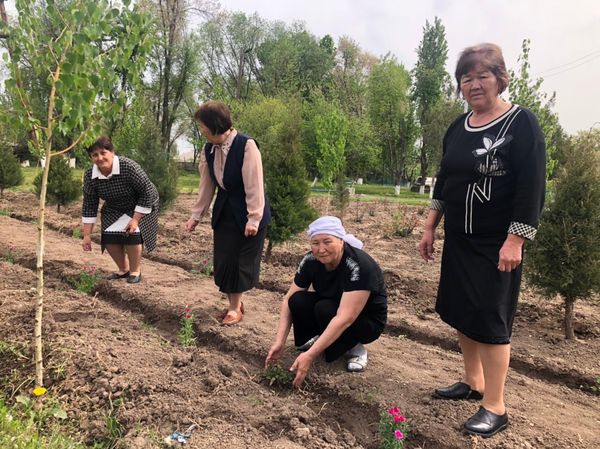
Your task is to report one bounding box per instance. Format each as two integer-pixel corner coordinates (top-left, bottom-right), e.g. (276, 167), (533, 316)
(265, 341), (285, 368)
(244, 223), (258, 237)
(82, 235), (92, 252)
(419, 229), (436, 262)
(124, 219), (139, 236)
(185, 218), (199, 232)
(290, 351), (315, 387)
(498, 234), (525, 272)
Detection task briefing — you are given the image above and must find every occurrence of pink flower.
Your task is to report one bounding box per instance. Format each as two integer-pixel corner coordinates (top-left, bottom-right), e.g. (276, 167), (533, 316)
(185, 313), (192, 319)
(394, 415), (406, 423)
(394, 430), (404, 440)
(388, 407), (400, 416)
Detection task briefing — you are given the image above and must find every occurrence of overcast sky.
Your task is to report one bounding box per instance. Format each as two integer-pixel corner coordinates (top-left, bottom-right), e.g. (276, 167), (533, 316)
(215, 0), (600, 134)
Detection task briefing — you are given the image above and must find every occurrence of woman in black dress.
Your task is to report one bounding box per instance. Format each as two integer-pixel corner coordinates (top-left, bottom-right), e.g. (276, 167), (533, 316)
(82, 136), (159, 284)
(418, 43), (545, 437)
(265, 216), (387, 387)
(185, 101), (271, 325)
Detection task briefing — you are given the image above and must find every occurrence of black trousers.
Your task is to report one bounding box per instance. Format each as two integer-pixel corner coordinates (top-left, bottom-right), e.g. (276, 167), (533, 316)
(288, 291), (384, 362)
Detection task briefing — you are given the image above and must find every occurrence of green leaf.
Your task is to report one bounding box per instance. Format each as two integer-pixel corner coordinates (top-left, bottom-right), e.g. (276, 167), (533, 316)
(50, 407), (68, 420)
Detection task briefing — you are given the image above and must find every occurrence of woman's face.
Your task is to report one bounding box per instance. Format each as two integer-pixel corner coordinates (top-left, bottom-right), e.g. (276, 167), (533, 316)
(310, 234), (344, 267)
(90, 148), (114, 173)
(460, 63), (500, 113)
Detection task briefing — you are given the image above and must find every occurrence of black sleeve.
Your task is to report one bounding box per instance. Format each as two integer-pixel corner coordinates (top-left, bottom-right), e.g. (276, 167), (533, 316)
(81, 169), (99, 219)
(508, 109), (546, 240)
(294, 252), (315, 289)
(342, 257), (373, 293)
(431, 114), (465, 212)
(126, 158), (159, 209)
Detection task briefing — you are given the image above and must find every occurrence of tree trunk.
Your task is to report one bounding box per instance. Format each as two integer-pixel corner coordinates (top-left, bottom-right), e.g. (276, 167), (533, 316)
(563, 296), (576, 340)
(265, 239), (273, 263)
(35, 149), (52, 390)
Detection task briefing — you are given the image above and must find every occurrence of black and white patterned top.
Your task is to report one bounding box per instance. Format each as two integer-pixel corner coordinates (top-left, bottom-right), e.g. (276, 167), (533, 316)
(431, 105), (546, 240)
(82, 156), (159, 252)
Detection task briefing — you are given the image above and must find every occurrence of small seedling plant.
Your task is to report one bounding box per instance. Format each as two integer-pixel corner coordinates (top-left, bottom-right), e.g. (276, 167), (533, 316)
(70, 265), (101, 294)
(263, 364), (294, 388)
(179, 305), (196, 347)
(379, 406), (409, 449)
(2, 244), (16, 263)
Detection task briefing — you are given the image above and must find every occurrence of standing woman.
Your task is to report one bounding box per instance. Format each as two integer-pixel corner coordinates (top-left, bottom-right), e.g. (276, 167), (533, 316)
(82, 136), (159, 284)
(185, 100), (271, 325)
(418, 43), (545, 437)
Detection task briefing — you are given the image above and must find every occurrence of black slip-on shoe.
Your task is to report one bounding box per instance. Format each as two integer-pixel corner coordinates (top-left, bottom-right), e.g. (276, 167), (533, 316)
(127, 273), (142, 284)
(432, 382), (483, 400)
(463, 406), (509, 438)
(107, 271), (130, 280)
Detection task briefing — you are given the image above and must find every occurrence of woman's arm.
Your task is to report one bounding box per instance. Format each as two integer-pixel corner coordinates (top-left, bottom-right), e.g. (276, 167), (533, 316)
(290, 290), (369, 387)
(241, 139), (265, 235)
(81, 170), (99, 251)
(418, 209), (443, 261)
(265, 282), (306, 367)
(187, 152), (216, 231)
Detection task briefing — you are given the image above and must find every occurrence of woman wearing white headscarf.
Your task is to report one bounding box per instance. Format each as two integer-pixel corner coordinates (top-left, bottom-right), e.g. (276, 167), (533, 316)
(265, 216), (387, 387)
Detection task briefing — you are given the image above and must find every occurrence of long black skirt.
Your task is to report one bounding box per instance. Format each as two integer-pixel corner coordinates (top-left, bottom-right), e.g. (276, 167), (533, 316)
(213, 204), (267, 294)
(436, 228), (523, 344)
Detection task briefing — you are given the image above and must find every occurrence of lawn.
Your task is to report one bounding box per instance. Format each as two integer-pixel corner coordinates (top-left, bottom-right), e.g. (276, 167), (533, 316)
(12, 167), (431, 206)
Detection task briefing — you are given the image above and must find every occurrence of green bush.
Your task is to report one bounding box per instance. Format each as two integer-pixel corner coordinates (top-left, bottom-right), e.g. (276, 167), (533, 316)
(0, 148), (24, 197)
(33, 157), (81, 212)
(527, 131), (600, 339)
(112, 99), (179, 211)
(234, 97), (316, 257)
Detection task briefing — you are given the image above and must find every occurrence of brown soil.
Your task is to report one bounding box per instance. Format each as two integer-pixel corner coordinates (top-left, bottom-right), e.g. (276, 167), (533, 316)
(1, 191), (599, 449)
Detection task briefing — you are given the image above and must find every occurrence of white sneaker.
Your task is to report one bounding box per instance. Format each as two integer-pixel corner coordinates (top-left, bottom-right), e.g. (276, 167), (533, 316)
(347, 352), (368, 372)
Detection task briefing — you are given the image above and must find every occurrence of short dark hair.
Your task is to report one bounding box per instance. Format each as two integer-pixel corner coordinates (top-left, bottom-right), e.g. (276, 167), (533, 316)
(87, 136), (114, 155)
(455, 43), (509, 95)
(194, 100), (233, 135)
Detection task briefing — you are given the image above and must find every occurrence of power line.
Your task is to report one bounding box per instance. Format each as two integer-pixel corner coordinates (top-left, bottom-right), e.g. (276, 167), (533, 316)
(533, 49), (600, 77)
(539, 52), (600, 79)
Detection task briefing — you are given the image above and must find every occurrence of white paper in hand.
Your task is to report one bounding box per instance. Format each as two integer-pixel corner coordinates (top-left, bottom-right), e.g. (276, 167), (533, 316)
(105, 214), (140, 233)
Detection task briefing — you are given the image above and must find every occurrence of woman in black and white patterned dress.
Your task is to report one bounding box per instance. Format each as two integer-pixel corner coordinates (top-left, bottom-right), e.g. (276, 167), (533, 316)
(81, 136), (159, 284)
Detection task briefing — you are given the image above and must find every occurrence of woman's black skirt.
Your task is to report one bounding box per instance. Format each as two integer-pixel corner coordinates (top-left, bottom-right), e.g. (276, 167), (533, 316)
(436, 228), (523, 344)
(102, 232), (143, 246)
(213, 204), (267, 294)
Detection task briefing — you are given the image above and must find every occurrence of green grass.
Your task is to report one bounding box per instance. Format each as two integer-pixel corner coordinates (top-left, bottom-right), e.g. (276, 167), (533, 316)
(10, 167), (430, 206)
(0, 399), (86, 449)
(177, 169), (201, 193)
(10, 167), (84, 193)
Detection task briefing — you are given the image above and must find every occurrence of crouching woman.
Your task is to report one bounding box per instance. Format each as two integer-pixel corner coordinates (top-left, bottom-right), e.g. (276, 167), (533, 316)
(265, 216), (387, 387)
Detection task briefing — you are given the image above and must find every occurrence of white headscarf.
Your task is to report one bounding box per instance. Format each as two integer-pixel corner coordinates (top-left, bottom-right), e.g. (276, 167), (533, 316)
(307, 216), (363, 249)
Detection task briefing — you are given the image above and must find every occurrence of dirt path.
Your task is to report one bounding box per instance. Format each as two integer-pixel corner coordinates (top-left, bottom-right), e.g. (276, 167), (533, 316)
(2, 215), (600, 449)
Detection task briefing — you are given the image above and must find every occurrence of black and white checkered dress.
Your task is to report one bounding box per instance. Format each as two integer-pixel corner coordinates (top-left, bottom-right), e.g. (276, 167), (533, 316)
(82, 156), (159, 252)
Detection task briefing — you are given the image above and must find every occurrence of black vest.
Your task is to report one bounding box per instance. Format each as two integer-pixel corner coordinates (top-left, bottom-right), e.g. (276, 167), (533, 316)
(204, 133), (271, 231)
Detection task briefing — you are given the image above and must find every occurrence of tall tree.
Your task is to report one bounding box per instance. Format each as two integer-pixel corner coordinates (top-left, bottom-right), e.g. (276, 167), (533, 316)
(368, 55), (414, 185)
(147, 0), (215, 152)
(196, 11), (264, 101)
(509, 38), (564, 179)
(412, 17), (449, 181)
(1, 0), (152, 391)
(331, 36), (377, 117)
(255, 23), (335, 98)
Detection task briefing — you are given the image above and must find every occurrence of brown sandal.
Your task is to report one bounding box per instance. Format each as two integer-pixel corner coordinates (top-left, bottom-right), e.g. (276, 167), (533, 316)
(221, 310), (243, 326)
(218, 302), (244, 320)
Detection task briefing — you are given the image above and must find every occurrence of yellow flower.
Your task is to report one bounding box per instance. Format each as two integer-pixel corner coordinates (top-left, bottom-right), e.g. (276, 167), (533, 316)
(33, 387), (47, 396)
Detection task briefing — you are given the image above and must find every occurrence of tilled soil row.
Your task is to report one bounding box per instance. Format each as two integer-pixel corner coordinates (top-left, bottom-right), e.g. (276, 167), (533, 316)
(11, 253), (457, 449)
(5, 209), (598, 394)
(0, 263), (369, 449)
